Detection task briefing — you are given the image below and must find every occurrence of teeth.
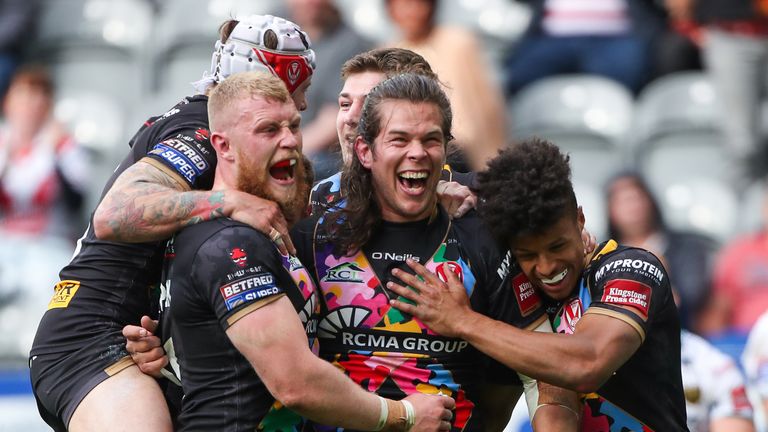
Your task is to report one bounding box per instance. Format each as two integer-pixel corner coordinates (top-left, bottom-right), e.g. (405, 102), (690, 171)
(541, 269), (567, 285)
(399, 172), (428, 179)
(289, 159), (296, 166)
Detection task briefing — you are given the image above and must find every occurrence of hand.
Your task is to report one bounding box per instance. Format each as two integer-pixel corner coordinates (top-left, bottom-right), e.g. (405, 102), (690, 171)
(581, 227), (596, 255)
(402, 392), (455, 432)
(436, 180), (476, 219)
(123, 316), (167, 378)
(387, 259), (474, 338)
(228, 191), (296, 255)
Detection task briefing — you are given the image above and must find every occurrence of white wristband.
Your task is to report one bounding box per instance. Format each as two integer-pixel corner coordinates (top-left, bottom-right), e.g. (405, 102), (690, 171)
(375, 396), (388, 431)
(401, 399), (416, 431)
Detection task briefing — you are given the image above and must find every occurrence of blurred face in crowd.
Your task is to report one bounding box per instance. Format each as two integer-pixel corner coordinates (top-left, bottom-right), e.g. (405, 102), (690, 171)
(355, 99), (445, 222)
(3, 80), (52, 135)
(608, 176), (656, 239)
(387, 0), (435, 41)
(285, 0), (338, 29)
(336, 70), (386, 166)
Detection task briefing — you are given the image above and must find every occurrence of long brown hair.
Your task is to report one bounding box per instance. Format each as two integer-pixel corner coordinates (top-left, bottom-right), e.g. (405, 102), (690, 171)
(326, 73), (453, 254)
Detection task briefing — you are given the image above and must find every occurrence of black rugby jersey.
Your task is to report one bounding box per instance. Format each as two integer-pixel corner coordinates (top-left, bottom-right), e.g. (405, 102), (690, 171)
(291, 208), (546, 431)
(160, 219), (318, 431)
(32, 95), (216, 356)
(544, 240), (688, 431)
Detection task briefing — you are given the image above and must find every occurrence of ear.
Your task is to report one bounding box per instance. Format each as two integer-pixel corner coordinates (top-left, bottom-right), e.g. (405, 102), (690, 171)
(355, 136), (373, 169)
(211, 132), (235, 162)
(577, 206), (586, 231)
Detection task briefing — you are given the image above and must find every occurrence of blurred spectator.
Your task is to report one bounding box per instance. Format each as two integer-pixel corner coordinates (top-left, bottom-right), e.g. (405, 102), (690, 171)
(681, 329), (755, 432)
(384, 0), (507, 171)
(0, 65), (87, 359)
(742, 310), (768, 432)
(0, 66), (89, 240)
(504, 0), (666, 96)
(0, 0), (41, 99)
(699, 180), (768, 335)
(664, 0), (768, 171)
(280, 0), (373, 179)
(606, 172), (718, 331)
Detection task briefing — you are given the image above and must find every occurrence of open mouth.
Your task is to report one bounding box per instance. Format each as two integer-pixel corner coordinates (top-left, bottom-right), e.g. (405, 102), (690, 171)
(541, 268), (568, 285)
(269, 158), (296, 181)
(398, 171), (429, 192)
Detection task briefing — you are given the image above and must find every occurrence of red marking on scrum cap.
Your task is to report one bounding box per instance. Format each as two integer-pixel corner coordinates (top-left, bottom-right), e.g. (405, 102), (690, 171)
(512, 273), (541, 316)
(254, 48), (313, 94)
(600, 279), (651, 318)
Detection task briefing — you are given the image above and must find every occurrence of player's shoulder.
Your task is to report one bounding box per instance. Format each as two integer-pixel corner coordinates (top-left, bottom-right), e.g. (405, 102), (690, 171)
(178, 219), (271, 253)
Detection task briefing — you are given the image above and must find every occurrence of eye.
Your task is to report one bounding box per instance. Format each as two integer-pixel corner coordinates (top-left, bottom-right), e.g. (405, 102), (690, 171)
(338, 99), (351, 109)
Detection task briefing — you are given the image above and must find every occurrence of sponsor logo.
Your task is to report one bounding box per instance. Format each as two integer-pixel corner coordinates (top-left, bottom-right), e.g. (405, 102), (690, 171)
(287, 61), (301, 85)
(148, 139), (208, 183)
(194, 128), (210, 141)
(229, 247), (248, 268)
(512, 273), (541, 316)
(594, 258), (664, 283)
(561, 298), (582, 334)
(496, 250), (513, 280)
(159, 107), (180, 120)
(219, 273), (280, 310)
(600, 279), (651, 317)
(159, 280), (171, 311)
(47, 280), (80, 309)
(369, 252), (420, 262)
(338, 331), (469, 354)
(436, 261), (463, 283)
(322, 262), (364, 283)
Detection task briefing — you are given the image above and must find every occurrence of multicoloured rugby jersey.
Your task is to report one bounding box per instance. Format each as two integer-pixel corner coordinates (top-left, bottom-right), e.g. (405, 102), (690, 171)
(308, 164), (476, 216)
(32, 95), (215, 358)
(159, 219), (319, 431)
(543, 240), (688, 431)
(292, 208), (547, 431)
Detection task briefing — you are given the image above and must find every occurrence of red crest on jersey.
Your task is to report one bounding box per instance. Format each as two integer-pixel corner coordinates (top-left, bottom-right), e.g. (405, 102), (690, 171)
(436, 261), (463, 283)
(229, 248), (248, 268)
(195, 128), (210, 141)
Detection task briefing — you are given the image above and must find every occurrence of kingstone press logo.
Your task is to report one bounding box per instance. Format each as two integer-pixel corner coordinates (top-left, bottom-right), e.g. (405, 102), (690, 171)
(321, 262), (364, 283)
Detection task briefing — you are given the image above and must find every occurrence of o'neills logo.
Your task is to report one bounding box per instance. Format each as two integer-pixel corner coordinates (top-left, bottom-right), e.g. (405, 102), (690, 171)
(601, 279), (651, 317)
(513, 273), (541, 316)
(335, 330), (470, 355)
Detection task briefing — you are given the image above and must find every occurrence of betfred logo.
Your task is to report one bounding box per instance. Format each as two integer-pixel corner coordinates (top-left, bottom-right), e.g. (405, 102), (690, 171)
(601, 279), (651, 318)
(229, 248), (247, 268)
(512, 273), (541, 316)
(436, 262), (463, 283)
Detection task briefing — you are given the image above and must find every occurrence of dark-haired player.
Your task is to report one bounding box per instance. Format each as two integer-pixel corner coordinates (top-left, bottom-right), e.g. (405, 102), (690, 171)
(389, 138), (689, 431)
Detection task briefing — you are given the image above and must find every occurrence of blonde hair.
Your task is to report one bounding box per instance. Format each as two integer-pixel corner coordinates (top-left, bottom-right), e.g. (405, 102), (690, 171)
(207, 71), (291, 131)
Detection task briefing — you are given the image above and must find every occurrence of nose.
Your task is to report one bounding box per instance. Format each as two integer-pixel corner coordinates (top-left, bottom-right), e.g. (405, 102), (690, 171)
(406, 141), (428, 160)
(344, 101), (361, 127)
(279, 127), (300, 150)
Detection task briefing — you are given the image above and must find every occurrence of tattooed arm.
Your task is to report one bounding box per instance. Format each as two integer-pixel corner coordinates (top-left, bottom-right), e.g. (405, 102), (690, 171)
(93, 159), (295, 253)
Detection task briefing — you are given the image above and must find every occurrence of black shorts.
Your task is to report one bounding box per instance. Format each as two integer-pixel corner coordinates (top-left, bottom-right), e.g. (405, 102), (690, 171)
(29, 333), (132, 431)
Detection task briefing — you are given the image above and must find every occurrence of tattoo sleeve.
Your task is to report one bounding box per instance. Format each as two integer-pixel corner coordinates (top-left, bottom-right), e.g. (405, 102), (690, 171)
(94, 160), (228, 242)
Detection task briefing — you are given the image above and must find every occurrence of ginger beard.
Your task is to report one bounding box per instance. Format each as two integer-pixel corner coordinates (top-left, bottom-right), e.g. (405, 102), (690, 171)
(235, 145), (308, 226)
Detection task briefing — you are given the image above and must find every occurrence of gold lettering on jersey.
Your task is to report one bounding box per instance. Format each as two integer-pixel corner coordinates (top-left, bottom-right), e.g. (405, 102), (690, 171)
(47, 280), (80, 309)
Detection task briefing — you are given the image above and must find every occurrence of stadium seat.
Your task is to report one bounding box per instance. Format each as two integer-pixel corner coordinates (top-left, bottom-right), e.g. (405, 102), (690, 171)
(573, 181), (607, 240)
(152, 0), (282, 98)
(738, 180), (766, 235)
(633, 72), (731, 195)
(508, 74), (635, 187)
(654, 177), (739, 242)
(33, 0), (154, 105)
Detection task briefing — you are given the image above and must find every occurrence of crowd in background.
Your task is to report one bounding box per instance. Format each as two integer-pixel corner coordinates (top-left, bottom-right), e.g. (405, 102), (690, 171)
(0, 0), (767, 430)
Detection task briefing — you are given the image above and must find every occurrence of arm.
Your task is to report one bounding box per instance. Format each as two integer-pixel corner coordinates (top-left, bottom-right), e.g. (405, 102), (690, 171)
(710, 417), (755, 432)
(227, 295), (455, 431)
(93, 160), (295, 254)
(388, 259), (641, 393)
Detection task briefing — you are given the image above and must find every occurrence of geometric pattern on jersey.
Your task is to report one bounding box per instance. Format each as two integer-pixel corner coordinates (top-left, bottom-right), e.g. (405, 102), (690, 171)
(313, 231), (478, 430)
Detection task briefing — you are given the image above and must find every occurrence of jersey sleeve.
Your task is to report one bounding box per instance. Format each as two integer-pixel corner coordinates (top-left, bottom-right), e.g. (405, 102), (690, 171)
(586, 248), (670, 342)
(191, 225), (289, 329)
(143, 127), (217, 190)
